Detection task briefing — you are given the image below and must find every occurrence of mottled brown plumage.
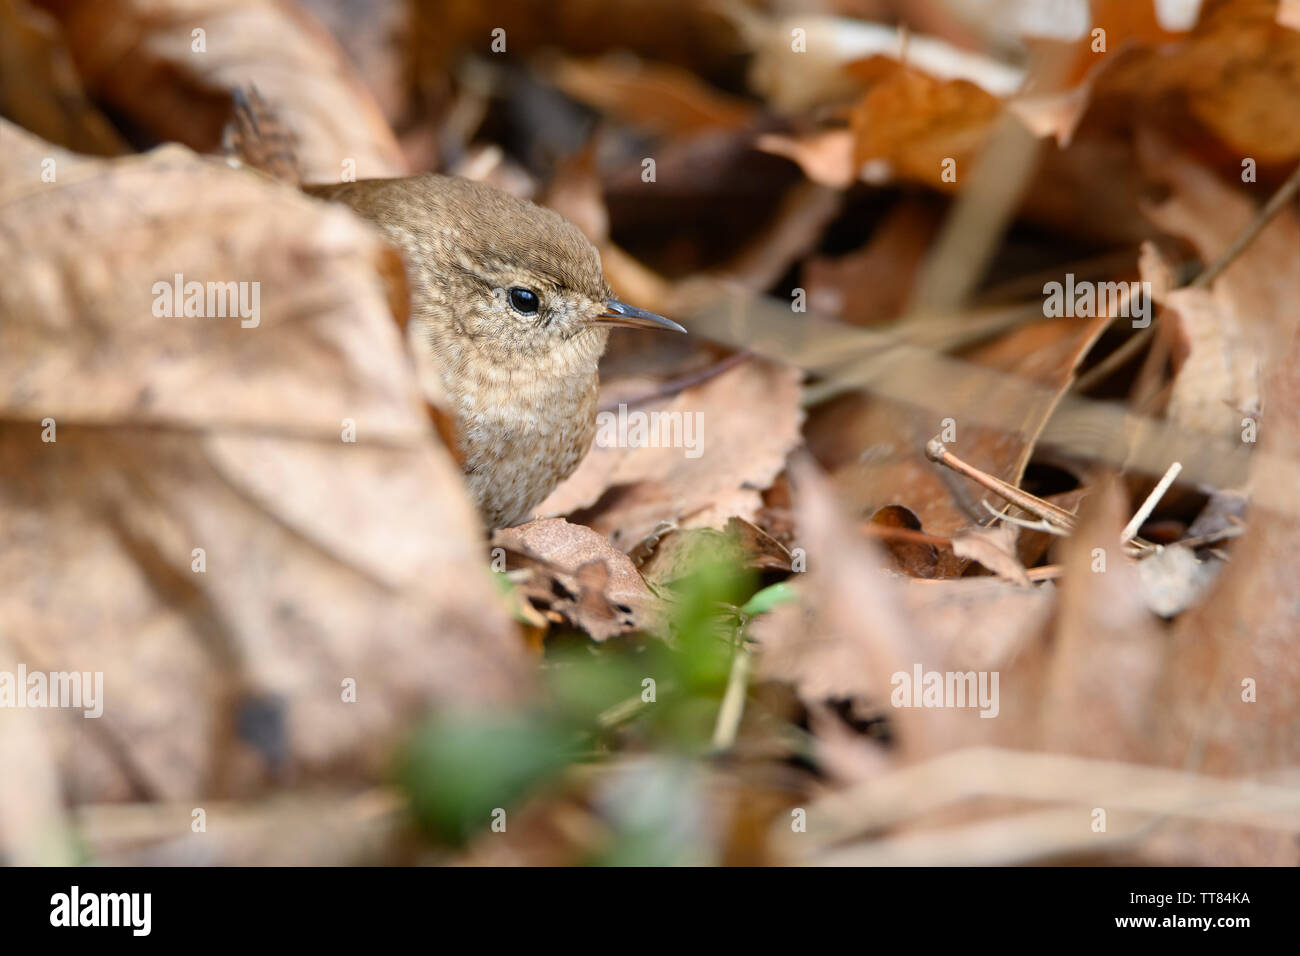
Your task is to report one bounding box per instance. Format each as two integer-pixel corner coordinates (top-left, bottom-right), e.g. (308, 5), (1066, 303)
(305, 173), (683, 528)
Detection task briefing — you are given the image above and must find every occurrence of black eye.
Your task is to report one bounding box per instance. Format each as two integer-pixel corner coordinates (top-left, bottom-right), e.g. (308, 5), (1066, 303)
(508, 287), (539, 315)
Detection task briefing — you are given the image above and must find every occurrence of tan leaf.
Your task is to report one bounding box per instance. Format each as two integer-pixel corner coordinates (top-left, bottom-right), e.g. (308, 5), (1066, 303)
(848, 60), (1002, 191)
(0, 0), (128, 155)
(541, 357), (804, 549)
(950, 525), (1030, 586)
(549, 57), (756, 136)
(1140, 134), (1300, 436)
(0, 124), (526, 809)
(40, 0), (407, 182)
(491, 518), (665, 641)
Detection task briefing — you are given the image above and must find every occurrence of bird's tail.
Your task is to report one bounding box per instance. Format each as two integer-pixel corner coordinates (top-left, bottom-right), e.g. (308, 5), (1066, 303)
(222, 86), (301, 186)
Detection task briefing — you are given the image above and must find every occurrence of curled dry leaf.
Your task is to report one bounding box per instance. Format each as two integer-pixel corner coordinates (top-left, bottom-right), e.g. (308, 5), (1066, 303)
(490, 518), (665, 641)
(0, 123), (527, 809)
(722, 516), (795, 572)
(1139, 133), (1300, 438)
(36, 0), (407, 182)
(540, 357), (804, 549)
(870, 504), (939, 579)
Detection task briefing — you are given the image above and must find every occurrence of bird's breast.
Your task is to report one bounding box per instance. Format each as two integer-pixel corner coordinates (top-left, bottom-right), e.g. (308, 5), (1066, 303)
(452, 364), (601, 528)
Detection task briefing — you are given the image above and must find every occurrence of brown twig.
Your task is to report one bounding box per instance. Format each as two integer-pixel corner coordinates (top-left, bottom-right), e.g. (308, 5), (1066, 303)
(925, 438), (1167, 557)
(925, 439), (1077, 531)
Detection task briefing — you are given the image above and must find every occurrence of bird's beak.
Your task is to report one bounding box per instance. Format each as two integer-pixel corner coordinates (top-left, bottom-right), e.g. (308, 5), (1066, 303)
(595, 299), (687, 333)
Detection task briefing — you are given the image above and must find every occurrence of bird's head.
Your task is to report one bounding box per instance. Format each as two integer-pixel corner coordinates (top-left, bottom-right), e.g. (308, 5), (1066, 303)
(409, 177), (684, 369)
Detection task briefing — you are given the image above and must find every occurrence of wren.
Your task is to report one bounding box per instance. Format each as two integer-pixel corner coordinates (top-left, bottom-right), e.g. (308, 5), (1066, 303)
(305, 174), (685, 529)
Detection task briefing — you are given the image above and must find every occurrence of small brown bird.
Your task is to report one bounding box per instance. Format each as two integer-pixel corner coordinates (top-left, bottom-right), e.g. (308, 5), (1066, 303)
(305, 174), (685, 528)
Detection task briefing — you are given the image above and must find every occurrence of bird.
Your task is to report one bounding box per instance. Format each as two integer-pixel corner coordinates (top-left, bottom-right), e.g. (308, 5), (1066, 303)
(303, 173), (686, 528)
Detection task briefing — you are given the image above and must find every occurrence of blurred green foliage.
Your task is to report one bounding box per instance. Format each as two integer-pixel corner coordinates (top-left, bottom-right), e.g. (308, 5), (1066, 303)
(398, 535), (785, 858)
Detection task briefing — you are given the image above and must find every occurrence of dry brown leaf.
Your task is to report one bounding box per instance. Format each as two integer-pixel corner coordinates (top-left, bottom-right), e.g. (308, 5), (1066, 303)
(722, 516), (796, 572)
(0, 0), (128, 155)
(801, 199), (942, 327)
(848, 60), (1002, 191)
(296, 0), (411, 126)
(755, 130), (856, 189)
(1007, 0), (1188, 146)
(37, 0), (407, 182)
(1140, 133), (1300, 437)
(0, 123), (526, 808)
(1154, 324), (1300, 778)
(751, 459), (952, 768)
(1040, 480), (1164, 762)
(412, 0), (745, 89)
(869, 505), (940, 578)
(1120, 325), (1300, 864)
(1084, 0), (1300, 162)
(950, 525), (1030, 586)
(812, 310), (1113, 575)
(902, 578), (1053, 676)
(540, 357), (804, 548)
(491, 518), (665, 640)
(548, 57), (757, 137)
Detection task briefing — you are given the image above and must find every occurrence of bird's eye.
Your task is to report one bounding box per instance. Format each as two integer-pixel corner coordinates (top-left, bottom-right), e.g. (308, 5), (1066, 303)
(507, 287), (540, 315)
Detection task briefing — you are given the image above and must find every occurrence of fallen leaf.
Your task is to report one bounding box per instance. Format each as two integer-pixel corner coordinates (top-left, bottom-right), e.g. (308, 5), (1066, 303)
(0, 0), (128, 155)
(950, 525), (1030, 585)
(848, 60), (1002, 191)
(492, 518), (665, 640)
(548, 56), (757, 136)
(37, 0), (407, 182)
(870, 505), (940, 579)
(1140, 132), (1300, 437)
(0, 124), (526, 809)
(755, 129), (856, 189)
(542, 357), (804, 548)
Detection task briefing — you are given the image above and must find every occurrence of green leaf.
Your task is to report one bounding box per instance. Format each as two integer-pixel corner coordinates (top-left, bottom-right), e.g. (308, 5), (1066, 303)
(397, 711), (573, 843)
(740, 582), (798, 617)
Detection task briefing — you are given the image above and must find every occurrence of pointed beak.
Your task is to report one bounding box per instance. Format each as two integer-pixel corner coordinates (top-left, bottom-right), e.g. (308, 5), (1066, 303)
(595, 299), (687, 334)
